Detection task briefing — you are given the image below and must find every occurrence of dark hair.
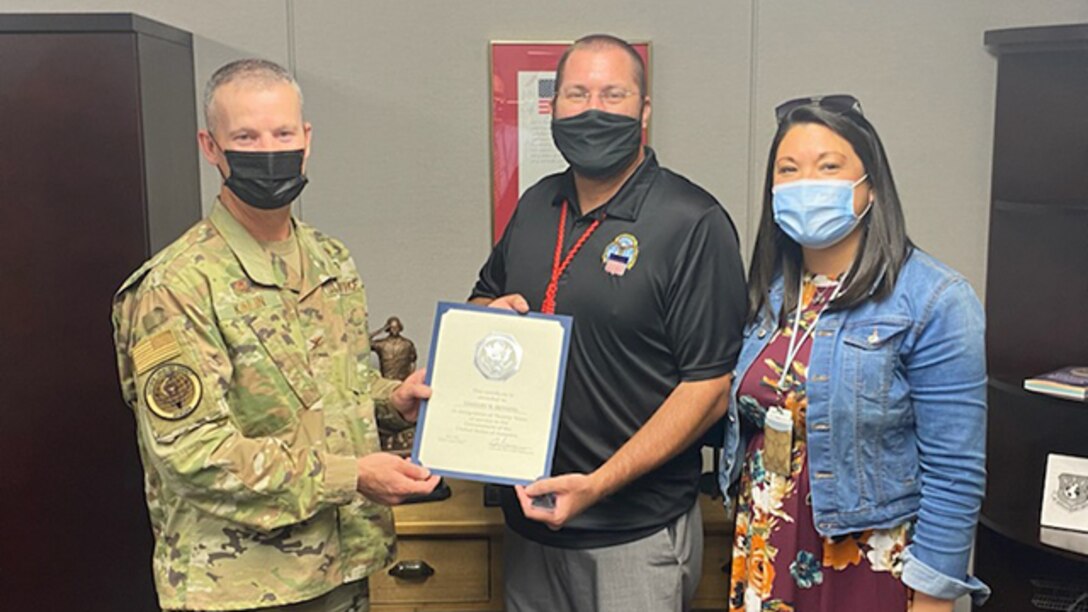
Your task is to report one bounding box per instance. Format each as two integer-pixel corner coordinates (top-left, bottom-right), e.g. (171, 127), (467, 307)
(555, 34), (647, 97)
(746, 103), (914, 324)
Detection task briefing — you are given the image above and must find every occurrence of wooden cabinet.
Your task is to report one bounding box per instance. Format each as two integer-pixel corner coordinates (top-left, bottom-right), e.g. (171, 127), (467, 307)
(0, 13), (200, 611)
(374, 538), (497, 608)
(372, 480), (733, 611)
(372, 481), (505, 611)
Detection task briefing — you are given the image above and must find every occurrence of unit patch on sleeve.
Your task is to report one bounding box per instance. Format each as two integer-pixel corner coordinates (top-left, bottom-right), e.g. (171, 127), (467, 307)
(143, 363), (203, 421)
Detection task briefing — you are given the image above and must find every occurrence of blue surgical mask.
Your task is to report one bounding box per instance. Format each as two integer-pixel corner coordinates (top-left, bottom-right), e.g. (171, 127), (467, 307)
(771, 175), (870, 248)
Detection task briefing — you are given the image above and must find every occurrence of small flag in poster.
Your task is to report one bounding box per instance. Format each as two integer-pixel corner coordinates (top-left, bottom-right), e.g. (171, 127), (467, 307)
(537, 77), (555, 115)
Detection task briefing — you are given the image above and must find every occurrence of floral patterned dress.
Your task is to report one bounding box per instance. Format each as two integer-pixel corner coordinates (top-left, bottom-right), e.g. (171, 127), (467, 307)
(729, 275), (913, 612)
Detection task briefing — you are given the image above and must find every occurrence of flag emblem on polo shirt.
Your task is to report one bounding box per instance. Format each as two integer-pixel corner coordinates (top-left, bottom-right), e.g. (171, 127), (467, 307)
(538, 77), (555, 114)
(602, 233), (639, 277)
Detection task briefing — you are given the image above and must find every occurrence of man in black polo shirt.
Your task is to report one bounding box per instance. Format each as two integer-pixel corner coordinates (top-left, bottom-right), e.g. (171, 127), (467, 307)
(470, 34), (746, 612)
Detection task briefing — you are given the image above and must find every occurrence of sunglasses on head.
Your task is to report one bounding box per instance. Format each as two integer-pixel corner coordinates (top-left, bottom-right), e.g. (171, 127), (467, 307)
(774, 94), (863, 124)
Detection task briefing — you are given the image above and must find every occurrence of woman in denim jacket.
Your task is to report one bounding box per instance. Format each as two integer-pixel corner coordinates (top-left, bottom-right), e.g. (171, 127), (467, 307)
(721, 95), (988, 612)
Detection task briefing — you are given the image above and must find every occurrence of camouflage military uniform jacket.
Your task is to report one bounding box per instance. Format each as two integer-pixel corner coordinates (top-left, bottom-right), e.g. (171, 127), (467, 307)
(112, 201), (412, 610)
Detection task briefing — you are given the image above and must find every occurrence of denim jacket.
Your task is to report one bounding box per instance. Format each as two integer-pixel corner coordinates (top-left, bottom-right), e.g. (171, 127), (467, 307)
(719, 249), (990, 604)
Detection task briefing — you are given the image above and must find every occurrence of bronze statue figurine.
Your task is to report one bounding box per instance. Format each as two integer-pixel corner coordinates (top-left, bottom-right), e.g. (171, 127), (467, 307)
(370, 316), (417, 381)
(370, 316), (418, 454)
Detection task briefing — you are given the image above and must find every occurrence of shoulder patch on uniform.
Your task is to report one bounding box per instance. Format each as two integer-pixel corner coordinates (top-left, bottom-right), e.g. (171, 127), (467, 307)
(144, 363), (203, 421)
(133, 330), (182, 375)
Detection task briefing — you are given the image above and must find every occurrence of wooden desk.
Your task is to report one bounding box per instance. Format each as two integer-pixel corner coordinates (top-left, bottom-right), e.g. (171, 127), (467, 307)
(371, 479), (733, 611)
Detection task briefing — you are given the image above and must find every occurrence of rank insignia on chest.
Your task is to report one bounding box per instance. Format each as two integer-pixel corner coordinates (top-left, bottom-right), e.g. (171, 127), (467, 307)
(602, 233), (639, 277)
(144, 363), (203, 421)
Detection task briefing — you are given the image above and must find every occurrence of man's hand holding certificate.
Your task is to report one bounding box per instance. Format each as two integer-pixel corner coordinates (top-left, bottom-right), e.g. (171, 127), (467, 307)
(411, 301), (571, 486)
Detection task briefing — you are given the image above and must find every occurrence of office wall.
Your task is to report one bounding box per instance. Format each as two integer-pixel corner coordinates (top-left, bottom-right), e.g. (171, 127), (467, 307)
(292, 0), (753, 348)
(749, 0), (1088, 300)
(7, 0), (1087, 356)
(6, 2), (1087, 610)
(7, 0), (1087, 353)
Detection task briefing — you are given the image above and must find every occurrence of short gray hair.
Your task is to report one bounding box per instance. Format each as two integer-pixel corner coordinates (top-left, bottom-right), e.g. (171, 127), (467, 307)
(203, 58), (304, 135)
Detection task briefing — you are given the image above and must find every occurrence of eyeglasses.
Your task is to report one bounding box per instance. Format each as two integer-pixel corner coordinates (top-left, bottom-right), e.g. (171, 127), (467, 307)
(559, 86), (640, 106)
(774, 94), (863, 123)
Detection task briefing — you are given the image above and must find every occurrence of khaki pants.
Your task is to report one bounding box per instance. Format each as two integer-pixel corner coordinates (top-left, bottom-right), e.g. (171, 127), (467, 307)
(168, 579), (369, 612)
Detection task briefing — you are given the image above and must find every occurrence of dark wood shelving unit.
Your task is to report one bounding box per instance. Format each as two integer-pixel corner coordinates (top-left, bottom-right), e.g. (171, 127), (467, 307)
(0, 13), (200, 611)
(976, 23), (1088, 612)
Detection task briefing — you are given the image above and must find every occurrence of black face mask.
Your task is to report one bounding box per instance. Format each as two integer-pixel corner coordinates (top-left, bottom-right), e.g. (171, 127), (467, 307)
(220, 149), (308, 210)
(551, 109), (642, 179)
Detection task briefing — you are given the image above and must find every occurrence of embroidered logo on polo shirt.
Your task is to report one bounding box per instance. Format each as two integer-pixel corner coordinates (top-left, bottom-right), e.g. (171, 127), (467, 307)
(602, 233), (639, 277)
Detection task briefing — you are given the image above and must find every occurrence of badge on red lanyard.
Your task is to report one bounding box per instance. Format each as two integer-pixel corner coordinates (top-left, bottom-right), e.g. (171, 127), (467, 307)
(541, 202), (602, 314)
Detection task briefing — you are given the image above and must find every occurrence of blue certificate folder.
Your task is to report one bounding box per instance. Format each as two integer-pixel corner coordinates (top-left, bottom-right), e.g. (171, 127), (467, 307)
(411, 301), (572, 486)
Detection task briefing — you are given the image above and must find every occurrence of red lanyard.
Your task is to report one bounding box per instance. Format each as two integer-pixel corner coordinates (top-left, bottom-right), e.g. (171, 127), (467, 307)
(541, 202), (602, 314)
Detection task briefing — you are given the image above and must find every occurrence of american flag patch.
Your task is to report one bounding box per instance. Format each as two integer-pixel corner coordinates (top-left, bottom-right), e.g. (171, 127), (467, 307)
(132, 330), (181, 375)
(538, 77), (555, 114)
(604, 253), (630, 276)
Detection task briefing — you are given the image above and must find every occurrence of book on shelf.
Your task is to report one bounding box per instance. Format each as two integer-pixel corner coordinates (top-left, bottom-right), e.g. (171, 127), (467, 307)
(1023, 366), (1088, 402)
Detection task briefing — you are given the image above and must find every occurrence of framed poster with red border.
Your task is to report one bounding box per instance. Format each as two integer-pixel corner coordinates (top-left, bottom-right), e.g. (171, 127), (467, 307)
(489, 41), (651, 244)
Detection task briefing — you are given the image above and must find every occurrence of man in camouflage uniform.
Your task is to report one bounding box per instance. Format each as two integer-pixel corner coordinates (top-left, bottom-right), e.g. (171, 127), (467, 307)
(112, 59), (439, 612)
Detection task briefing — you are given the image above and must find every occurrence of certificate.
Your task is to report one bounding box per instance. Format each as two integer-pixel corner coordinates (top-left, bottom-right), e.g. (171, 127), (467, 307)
(412, 302), (572, 485)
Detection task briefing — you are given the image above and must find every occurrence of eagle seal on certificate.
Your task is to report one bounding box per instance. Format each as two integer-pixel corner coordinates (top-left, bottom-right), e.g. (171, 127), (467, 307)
(474, 332), (523, 381)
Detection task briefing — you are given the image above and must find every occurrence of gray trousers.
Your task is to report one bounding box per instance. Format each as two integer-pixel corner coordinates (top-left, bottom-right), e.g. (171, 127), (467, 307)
(504, 502), (703, 612)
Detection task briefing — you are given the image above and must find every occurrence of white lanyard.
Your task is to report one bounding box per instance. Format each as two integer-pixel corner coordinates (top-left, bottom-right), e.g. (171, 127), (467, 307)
(777, 273), (843, 391)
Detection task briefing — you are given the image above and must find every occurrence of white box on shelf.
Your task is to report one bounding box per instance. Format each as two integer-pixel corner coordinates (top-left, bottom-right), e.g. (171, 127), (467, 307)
(1039, 453), (1088, 555)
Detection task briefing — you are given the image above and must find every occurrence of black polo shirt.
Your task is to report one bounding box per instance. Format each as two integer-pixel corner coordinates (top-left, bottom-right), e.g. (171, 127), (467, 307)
(471, 148), (746, 548)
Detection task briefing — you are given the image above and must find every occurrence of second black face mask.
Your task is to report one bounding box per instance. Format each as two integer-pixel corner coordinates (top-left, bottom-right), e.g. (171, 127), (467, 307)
(222, 149), (308, 210)
(551, 109), (642, 180)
